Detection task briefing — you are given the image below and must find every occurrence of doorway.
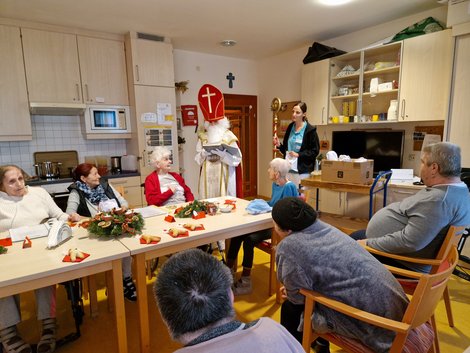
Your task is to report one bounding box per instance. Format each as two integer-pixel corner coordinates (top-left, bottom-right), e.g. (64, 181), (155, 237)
(224, 94), (257, 198)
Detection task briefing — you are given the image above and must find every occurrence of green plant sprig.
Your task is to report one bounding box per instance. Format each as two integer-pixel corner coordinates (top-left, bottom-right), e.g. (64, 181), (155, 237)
(87, 211), (144, 238)
(175, 200), (208, 218)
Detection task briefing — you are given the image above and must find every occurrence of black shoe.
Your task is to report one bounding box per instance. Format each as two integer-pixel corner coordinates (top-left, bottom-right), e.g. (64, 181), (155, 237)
(123, 276), (137, 302)
(311, 338), (330, 353)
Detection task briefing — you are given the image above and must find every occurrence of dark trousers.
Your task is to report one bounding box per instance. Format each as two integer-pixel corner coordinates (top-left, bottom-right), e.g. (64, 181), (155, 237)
(226, 229), (271, 269)
(280, 300), (305, 343)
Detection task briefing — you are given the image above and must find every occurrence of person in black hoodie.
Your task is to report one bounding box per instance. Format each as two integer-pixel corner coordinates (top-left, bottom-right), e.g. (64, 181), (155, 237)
(273, 102), (320, 189)
(66, 163), (137, 302)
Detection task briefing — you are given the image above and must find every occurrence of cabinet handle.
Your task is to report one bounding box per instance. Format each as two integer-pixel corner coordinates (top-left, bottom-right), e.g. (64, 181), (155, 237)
(400, 99), (406, 120)
(135, 65), (140, 82)
(75, 83), (81, 101)
(85, 84), (90, 102)
(321, 107), (325, 124)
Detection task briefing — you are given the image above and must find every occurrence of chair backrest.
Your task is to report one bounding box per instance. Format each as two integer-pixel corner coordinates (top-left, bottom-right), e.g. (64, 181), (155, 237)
(431, 225), (465, 273)
(402, 247), (459, 329)
(113, 185), (125, 197)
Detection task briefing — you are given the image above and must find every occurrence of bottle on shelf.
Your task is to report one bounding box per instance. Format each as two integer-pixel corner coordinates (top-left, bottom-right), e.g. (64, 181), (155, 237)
(387, 99), (398, 121)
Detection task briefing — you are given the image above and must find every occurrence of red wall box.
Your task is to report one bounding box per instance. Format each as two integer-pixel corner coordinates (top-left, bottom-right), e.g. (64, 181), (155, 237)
(181, 105), (198, 126)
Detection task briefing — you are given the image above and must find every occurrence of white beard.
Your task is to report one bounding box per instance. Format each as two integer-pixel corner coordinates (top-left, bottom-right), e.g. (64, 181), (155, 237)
(206, 117), (230, 144)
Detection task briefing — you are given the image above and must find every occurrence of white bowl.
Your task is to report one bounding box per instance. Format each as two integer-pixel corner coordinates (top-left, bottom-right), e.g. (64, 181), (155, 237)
(219, 206), (232, 213)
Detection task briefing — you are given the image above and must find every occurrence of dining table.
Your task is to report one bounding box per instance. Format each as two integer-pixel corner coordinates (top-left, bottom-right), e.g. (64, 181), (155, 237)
(118, 197), (274, 353)
(0, 227), (130, 353)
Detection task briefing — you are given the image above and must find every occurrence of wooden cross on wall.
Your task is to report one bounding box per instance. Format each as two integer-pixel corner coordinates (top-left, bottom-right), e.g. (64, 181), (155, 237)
(226, 72), (235, 88)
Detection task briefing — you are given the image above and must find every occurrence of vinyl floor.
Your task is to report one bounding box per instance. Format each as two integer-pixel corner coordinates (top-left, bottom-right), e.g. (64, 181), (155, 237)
(15, 249), (470, 353)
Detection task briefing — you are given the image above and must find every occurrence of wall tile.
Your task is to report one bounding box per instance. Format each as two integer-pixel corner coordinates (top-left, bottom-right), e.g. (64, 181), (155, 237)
(0, 115), (127, 177)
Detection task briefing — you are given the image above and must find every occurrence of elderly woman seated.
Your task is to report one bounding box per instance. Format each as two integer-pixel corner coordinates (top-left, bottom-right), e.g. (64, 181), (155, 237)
(145, 146), (194, 206)
(66, 163), (137, 301)
(0, 165), (80, 353)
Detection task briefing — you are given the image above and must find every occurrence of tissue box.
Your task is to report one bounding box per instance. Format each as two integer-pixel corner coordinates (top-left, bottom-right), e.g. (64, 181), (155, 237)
(378, 82), (393, 92)
(322, 159), (374, 184)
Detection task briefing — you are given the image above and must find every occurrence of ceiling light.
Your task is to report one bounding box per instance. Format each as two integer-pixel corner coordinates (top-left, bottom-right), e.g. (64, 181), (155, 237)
(220, 40), (237, 47)
(318, 0), (354, 6)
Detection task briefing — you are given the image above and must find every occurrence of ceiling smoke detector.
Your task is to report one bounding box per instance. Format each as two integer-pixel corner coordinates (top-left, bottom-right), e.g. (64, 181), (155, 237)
(220, 40), (237, 47)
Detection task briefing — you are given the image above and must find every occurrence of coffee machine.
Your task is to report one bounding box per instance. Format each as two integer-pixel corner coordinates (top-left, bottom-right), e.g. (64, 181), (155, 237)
(110, 156), (122, 174)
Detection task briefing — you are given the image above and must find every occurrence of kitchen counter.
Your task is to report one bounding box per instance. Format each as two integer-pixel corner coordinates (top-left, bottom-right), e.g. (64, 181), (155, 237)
(26, 172), (140, 187)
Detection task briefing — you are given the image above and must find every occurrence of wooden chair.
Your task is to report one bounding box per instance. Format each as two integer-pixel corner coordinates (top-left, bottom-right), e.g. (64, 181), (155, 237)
(254, 229), (281, 303)
(229, 228), (282, 303)
(363, 225), (466, 329)
(300, 247), (459, 353)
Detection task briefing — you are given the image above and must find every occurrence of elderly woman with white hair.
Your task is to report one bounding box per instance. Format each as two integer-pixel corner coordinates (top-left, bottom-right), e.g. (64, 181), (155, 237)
(226, 158), (299, 295)
(145, 146), (194, 206)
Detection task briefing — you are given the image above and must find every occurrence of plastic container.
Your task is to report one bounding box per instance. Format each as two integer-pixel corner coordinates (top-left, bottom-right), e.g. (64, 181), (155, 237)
(121, 155), (138, 172)
(387, 100), (398, 121)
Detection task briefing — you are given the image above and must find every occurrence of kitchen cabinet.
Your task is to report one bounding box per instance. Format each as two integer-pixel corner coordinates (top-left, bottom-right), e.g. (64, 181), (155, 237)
(0, 25), (32, 141)
(77, 36), (129, 105)
(317, 190), (371, 219)
(22, 28), (129, 106)
(326, 30), (452, 124)
(132, 85), (178, 177)
(448, 33), (470, 167)
(125, 32), (179, 186)
(129, 38), (174, 87)
(301, 59), (330, 125)
(110, 176), (143, 208)
(21, 28), (82, 104)
(329, 42), (401, 122)
(399, 29), (453, 122)
(387, 184), (421, 204)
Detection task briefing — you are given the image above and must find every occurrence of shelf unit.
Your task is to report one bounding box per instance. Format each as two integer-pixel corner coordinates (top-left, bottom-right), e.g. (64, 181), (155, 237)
(328, 41), (401, 122)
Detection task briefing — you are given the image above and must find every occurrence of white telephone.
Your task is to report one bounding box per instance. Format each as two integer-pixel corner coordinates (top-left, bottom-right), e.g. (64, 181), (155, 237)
(46, 219), (72, 249)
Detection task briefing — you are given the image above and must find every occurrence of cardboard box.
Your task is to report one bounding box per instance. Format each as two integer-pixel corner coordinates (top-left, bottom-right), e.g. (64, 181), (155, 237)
(321, 159), (374, 184)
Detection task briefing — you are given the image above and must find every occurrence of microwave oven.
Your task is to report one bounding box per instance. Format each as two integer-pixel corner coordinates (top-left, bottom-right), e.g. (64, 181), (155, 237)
(84, 105), (131, 134)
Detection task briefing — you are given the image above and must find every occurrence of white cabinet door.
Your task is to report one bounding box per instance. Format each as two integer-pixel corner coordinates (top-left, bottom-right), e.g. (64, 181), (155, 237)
(387, 185), (421, 205)
(132, 85), (178, 178)
(22, 28), (82, 103)
(110, 176), (143, 208)
(131, 39), (174, 87)
(399, 30), (453, 121)
(344, 193), (370, 219)
(77, 36), (129, 105)
(0, 25), (31, 141)
(301, 60), (330, 125)
(318, 189), (345, 215)
(448, 33), (470, 168)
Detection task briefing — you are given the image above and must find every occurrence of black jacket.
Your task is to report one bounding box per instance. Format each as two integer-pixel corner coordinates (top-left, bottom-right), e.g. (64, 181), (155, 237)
(67, 180), (120, 217)
(278, 121), (320, 174)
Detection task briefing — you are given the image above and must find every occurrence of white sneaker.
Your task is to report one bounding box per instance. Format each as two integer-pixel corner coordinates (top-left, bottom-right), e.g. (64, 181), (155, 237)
(233, 276), (252, 296)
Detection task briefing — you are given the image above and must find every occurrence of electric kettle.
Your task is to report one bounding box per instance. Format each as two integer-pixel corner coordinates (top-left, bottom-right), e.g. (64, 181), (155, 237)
(110, 156), (122, 174)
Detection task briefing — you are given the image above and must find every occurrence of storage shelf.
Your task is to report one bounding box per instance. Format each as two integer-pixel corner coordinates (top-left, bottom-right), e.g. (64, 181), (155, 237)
(363, 66), (400, 77)
(327, 120), (398, 125)
(331, 93), (359, 100)
(362, 89), (398, 97)
(332, 73), (360, 81)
